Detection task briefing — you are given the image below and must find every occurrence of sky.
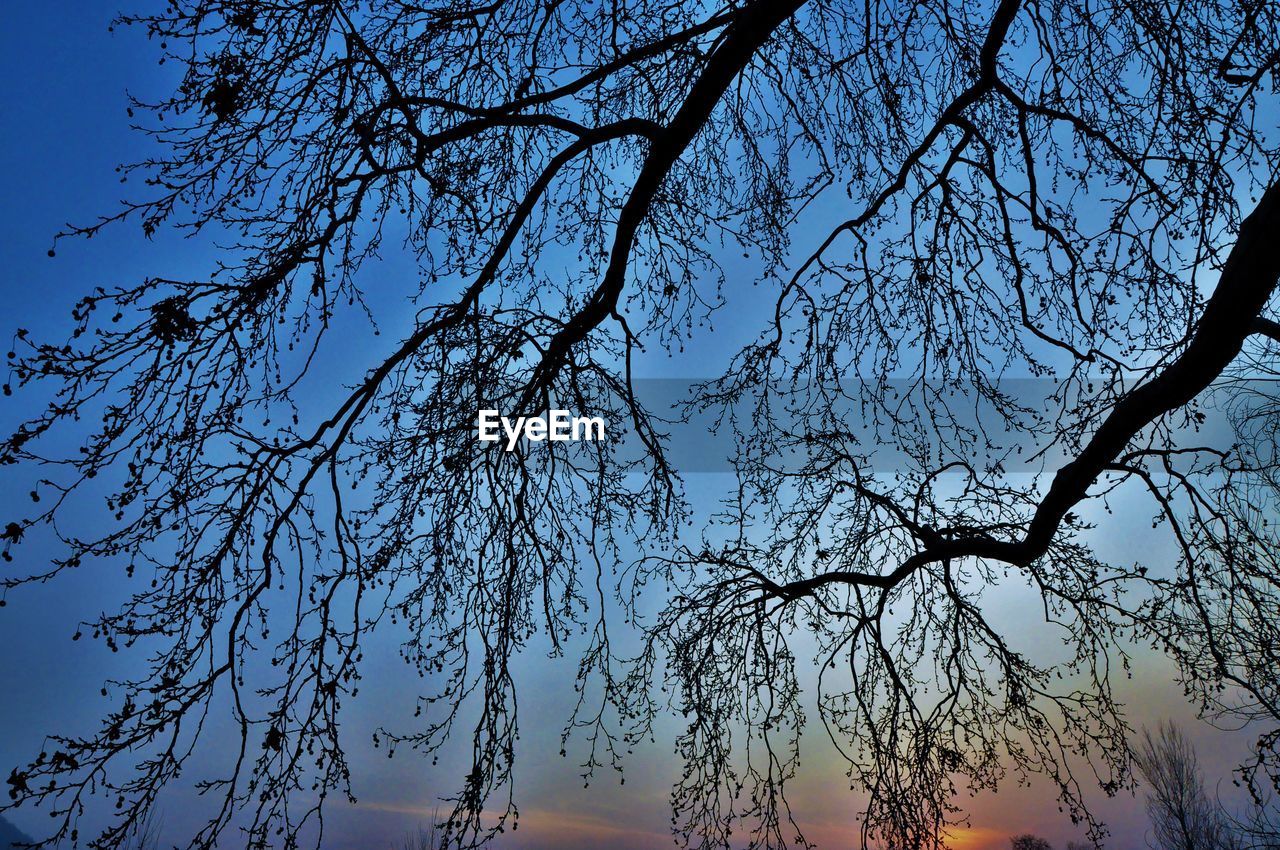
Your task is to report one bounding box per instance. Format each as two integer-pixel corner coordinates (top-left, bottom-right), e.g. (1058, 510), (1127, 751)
(0, 4), (1271, 850)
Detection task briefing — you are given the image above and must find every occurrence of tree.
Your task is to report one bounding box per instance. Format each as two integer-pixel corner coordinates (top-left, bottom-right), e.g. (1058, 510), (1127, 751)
(1, 1), (1279, 849)
(1010, 836), (1053, 850)
(1133, 723), (1239, 850)
(396, 822), (442, 850)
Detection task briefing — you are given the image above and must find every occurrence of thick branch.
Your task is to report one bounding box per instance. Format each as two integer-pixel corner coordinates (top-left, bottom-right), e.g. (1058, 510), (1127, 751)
(1252, 315), (1280, 343)
(521, 0), (810, 408)
(779, 176), (1280, 598)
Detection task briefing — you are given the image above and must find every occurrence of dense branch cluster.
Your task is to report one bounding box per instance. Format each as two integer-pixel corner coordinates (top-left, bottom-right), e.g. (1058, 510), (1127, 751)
(2, 1), (1280, 848)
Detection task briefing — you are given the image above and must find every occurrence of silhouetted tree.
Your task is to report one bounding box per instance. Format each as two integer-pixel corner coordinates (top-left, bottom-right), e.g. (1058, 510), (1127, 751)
(1130, 721), (1280, 850)
(1010, 836), (1053, 850)
(396, 821), (442, 850)
(1133, 723), (1239, 850)
(2, 1), (1280, 849)
(119, 810), (162, 850)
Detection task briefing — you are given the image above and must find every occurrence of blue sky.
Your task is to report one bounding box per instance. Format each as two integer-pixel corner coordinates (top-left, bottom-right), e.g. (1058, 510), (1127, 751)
(0, 4), (1271, 850)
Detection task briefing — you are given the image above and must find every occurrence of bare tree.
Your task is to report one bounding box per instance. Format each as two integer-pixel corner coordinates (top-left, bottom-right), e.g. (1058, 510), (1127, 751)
(1133, 723), (1239, 850)
(2, 1), (1279, 850)
(120, 810), (162, 850)
(1011, 835), (1053, 850)
(395, 821), (442, 850)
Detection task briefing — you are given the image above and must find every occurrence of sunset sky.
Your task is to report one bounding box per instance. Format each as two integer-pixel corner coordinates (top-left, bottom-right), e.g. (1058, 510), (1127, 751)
(0, 4), (1272, 850)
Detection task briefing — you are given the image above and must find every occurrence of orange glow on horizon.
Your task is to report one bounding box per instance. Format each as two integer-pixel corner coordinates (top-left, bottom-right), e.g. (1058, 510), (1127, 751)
(944, 826), (1011, 850)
